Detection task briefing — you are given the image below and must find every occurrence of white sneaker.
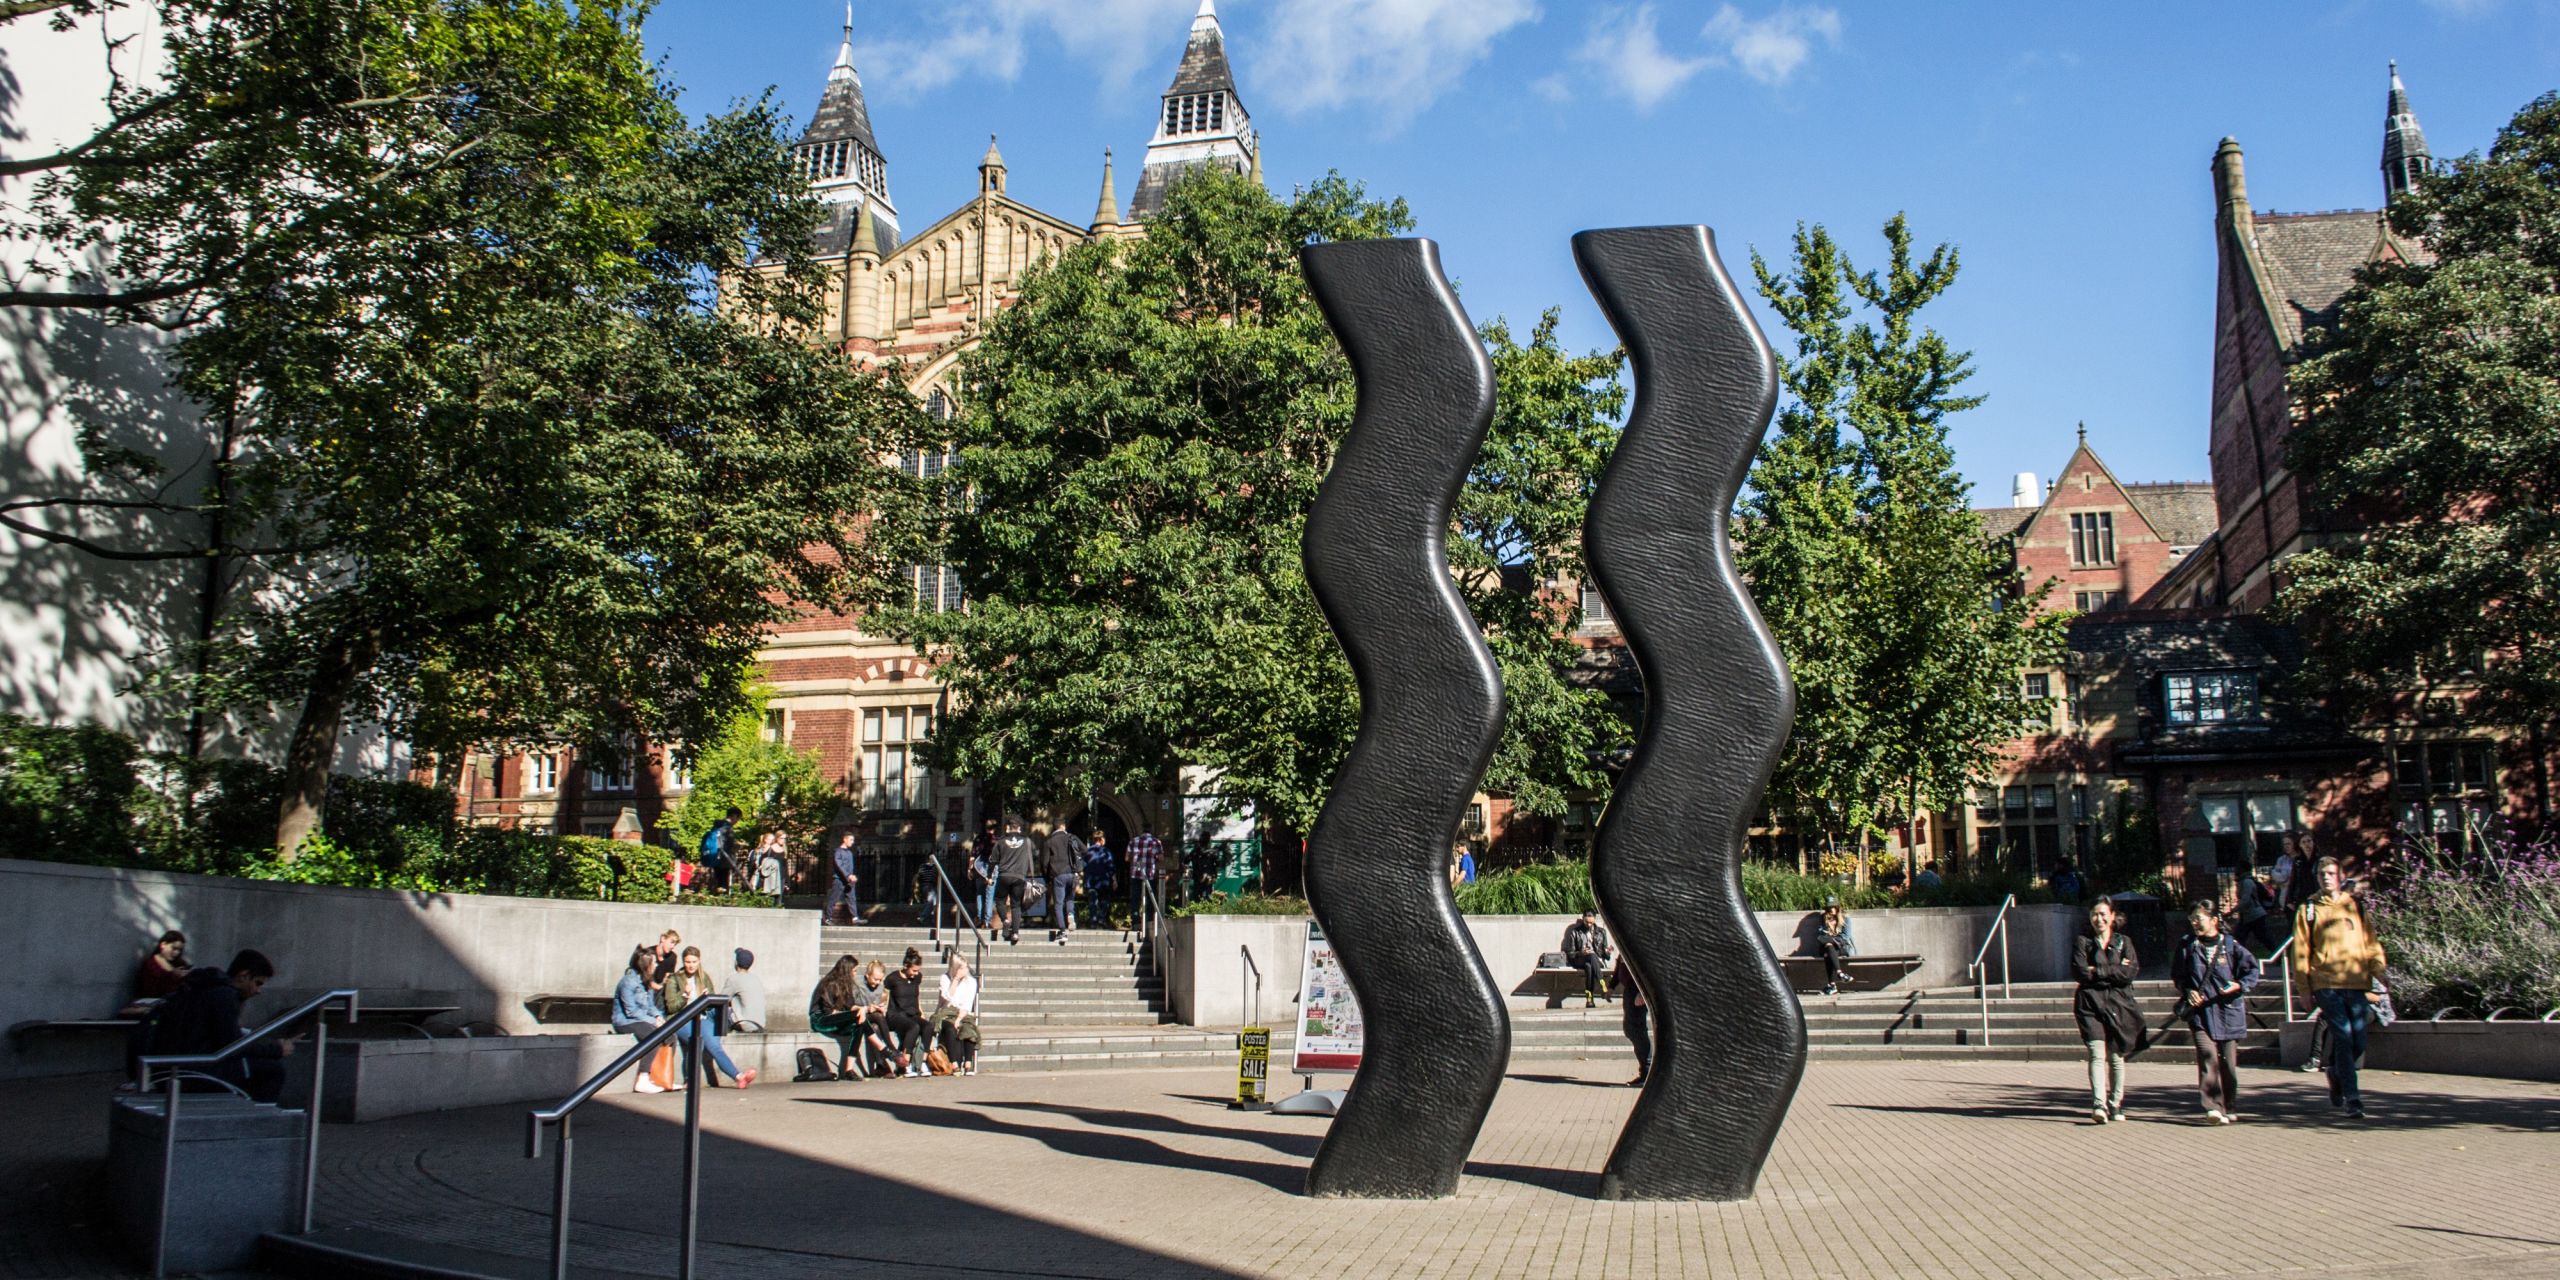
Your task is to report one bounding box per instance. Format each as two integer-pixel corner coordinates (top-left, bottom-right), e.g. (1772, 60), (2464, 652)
(2203, 1109), (2228, 1125)
(634, 1077), (666, 1094)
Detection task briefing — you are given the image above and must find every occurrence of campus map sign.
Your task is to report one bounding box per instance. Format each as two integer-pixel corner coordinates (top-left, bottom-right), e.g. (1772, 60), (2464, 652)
(1289, 920), (1364, 1074)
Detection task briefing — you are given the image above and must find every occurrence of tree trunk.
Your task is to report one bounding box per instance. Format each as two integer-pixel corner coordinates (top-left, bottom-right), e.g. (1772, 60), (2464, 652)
(274, 626), (382, 859)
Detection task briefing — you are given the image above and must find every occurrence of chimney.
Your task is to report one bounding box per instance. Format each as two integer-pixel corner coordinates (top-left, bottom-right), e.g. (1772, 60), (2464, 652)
(2012, 472), (2040, 507)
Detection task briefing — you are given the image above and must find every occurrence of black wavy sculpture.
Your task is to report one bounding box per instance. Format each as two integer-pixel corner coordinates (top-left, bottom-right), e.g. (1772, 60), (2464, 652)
(1575, 226), (1804, 1201)
(1297, 238), (1510, 1199)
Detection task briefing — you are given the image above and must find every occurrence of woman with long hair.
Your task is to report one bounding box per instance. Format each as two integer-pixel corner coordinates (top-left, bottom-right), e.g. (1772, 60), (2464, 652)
(932, 953), (982, 1076)
(614, 943), (669, 1094)
(809, 955), (866, 1079)
(2072, 897), (2145, 1123)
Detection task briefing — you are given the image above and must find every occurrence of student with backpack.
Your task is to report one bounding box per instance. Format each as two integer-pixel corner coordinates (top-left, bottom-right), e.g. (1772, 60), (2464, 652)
(699, 808), (741, 895)
(2171, 901), (2261, 1124)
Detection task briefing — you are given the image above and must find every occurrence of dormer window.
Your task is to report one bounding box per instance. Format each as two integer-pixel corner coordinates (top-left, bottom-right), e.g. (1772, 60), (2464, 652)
(2164, 671), (2258, 725)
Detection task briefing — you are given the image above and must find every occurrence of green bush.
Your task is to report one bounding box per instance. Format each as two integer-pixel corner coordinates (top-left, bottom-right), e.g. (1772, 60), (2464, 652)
(1171, 891), (1312, 917)
(0, 715), (142, 864)
(2368, 835), (2560, 1019)
(1457, 860), (1596, 914)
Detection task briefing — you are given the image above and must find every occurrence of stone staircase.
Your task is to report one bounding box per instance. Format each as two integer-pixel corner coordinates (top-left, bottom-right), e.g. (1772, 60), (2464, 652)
(811, 924), (2295, 1073)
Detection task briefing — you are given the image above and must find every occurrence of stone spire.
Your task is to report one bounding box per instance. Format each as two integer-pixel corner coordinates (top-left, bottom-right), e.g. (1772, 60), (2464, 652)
(979, 134), (1007, 195)
(1130, 0), (1257, 219)
(2381, 61), (2431, 206)
(1091, 148), (1121, 231)
(794, 2), (896, 253)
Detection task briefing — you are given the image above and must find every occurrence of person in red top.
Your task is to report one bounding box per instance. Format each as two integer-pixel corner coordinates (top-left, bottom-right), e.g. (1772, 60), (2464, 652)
(134, 931), (188, 1001)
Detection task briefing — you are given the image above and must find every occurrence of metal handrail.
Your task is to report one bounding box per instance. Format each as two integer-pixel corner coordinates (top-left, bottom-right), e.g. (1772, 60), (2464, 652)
(1965, 894), (2015, 1047)
(526, 993), (732, 1280)
(1240, 945), (1263, 1029)
(1140, 878), (1167, 978)
(136, 986), (357, 1279)
(923, 853), (988, 992)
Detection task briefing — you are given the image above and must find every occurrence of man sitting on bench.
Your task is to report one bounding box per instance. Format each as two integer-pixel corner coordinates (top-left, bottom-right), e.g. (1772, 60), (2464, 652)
(1563, 909), (1614, 1008)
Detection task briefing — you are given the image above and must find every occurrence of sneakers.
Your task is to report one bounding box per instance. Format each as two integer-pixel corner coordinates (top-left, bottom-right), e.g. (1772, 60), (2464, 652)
(2108, 1104), (2126, 1123)
(736, 1068), (757, 1090)
(2091, 1107), (2110, 1125)
(1585, 995), (1598, 1009)
(1628, 1071), (1648, 1087)
(2299, 1059), (2323, 1073)
(1822, 983), (1838, 996)
(635, 1076), (666, 1094)
(2347, 1101), (2367, 1120)
(2203, 1109), (2228, 1125)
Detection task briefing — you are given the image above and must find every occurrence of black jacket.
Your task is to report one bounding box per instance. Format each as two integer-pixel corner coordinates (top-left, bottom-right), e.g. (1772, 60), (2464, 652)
(2071, 932), (2147, 1055)
(1042, 830), (1084, 878)
(2170, 931), (2262, 1042)
(993, 833), (1037, 880)
(146, 967), (277, 1088)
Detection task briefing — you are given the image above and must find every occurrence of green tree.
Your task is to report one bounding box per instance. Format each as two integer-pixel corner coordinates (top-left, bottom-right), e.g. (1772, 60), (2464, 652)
(2277, 92), (2560, 749)
(1747, 218), (2066, 862)
(899, 169), (1625, 834)
(657, 686), (838, 857)
(0, 0), (922, 854)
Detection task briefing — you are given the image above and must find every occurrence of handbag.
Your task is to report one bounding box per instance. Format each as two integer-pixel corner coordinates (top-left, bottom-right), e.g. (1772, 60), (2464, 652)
(1026, 878), (1046, 900)
(649, 1044), (676, 1089)
(926, 1046), (956, 1076)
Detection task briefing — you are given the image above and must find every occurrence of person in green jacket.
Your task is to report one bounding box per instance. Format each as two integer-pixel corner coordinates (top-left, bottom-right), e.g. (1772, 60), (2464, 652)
(662, 946), (754, 1088)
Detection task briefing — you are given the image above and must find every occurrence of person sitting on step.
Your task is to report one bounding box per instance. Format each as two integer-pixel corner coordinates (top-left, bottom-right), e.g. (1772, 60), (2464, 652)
(1562, 910), (1613, 1007)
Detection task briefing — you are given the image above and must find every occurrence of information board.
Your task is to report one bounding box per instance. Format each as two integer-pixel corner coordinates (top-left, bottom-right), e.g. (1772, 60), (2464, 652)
(1288, 920), (1365, 1074)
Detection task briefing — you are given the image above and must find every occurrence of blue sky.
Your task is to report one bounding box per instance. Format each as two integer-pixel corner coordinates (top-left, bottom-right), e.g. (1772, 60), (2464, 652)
(645, 1), (2558, 502)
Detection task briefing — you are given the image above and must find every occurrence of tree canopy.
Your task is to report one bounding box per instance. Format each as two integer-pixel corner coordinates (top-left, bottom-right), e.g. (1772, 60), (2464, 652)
(1743, 217), (2067, 856)
(2277, 91), (2560, 733)
(1, 0), (923, 852)
(900, 169), (1625, 835)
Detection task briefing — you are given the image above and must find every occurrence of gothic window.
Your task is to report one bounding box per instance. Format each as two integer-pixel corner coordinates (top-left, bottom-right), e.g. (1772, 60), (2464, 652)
(862, 705), (937, 811)
(2069, 512), (2116, 566)
(909, 562), (964, 613)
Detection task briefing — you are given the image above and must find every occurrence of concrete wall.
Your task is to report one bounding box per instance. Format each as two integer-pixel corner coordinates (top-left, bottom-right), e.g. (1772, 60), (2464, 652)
(281, 1030), (838, 1122)
(1167, 904), (2079, 1027)
(2278, 1019), (2560, 1084)
(0, 859), (820, 1078)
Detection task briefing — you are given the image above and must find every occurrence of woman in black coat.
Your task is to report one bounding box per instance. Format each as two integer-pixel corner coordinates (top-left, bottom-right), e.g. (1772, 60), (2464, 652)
(2073, 897), (2145, 1124)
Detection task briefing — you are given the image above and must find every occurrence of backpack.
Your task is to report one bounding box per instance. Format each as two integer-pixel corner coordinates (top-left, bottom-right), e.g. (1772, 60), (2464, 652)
(699, 825), (729, 865)
(793, 1046), (837, 1082)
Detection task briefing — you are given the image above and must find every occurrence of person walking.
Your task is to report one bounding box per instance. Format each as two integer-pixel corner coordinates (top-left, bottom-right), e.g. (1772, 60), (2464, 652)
(2171, 901), (2261, 1124)
(1043, 821), (1084, 943)
(660, 946), (755, 1089)
(826, 832), (860, 926)
(699, 808), (742, 895)
(1611, 954), (1649, 1086)
(2073, 898), (2145, 1123)
(1814, 901), (1856, 996)
(992, 816), (1037, 944)
(968, 827), (997, 929)
(2293, 857), (2388, 1119)
(882, 949), (929, 1076)
(1127, 824), (1164, 923)
(1084, 830), (1116, 928)
(1562, 909), (1612, 1007)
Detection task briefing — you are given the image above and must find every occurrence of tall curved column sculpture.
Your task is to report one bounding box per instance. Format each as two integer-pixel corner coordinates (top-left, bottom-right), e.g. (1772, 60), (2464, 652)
(1297, 238), (1510, 1199)
(1575, 226), (1803, 1201)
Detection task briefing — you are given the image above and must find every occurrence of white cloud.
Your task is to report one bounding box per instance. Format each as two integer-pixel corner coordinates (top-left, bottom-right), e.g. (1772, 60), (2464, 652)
(1700, 3), (1842, 86)
(1255, 0), (1541, 126)
(852, 0), (1198, 102)
(1530, 72), (1574, 104)
(1574, 6), (1710, 113)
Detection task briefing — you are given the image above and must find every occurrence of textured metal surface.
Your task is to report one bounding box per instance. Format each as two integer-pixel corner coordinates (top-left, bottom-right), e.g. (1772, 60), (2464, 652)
(1574, 226), (1805, 1201)
(1297, 238), (1511, 1199)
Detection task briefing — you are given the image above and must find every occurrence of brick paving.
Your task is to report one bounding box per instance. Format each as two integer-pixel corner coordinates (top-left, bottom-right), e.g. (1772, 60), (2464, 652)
(9, 1060), (2559, 1277)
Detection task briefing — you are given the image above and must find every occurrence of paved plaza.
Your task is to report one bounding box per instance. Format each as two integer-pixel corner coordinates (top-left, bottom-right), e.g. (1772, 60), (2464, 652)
(8, 1058), (2559, 1278)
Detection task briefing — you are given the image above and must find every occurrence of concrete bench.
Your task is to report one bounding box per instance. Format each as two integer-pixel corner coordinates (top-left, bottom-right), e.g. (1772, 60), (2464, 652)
(1779, 953), (1922, 994)
(525, 994), (614, 1025)
(1519, 964), (1616, 1008)
(8, 1018), (139, 1052)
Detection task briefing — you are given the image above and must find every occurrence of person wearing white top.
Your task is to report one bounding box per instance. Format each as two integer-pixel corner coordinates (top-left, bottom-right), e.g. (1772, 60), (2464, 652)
(930, 955), (981, 1076)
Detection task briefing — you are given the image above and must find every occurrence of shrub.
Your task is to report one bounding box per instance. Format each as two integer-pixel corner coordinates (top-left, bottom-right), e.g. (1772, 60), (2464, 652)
(1457, 860), (1595, 914)
(2367, 834), (2560, 1019)
(1172, 891), (1312, 918)
(0, 714), (142, 864)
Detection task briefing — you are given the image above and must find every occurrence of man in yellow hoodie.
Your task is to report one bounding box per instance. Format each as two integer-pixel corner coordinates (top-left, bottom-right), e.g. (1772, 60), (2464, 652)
(2291, 857), (2388, 1118)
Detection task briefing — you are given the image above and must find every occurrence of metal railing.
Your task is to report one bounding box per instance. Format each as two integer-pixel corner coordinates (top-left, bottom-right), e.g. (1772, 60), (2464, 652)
(136, 987), (358, 1279)
(1239, 944), (1263, 1029)
(1966, 894), (2015, 1046)
(2254, 934), (2300, 1024)
(526, 994), (732, 1280)
(1138, 878), (1167, 978)
(923, 855), (988, 991)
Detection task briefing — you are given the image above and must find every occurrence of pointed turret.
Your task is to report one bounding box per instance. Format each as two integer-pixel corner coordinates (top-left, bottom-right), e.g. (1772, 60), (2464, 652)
(1130, 0), (1257, 219)
(1091, 148), (1121, 231)
(794, 2), (897, 255)
(2382, 61), (2431, 205)
(979, 134), (1007, 196)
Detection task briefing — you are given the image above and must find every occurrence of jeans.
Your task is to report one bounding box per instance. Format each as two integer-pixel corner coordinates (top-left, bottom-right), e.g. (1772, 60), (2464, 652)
(996, 876), (1028, 936)
(2314, 988), (2373, 1106)
(677, 1020), (743, 1085)
(975, 879), (996, 929)
(1051, 874), (1079, 931)
(826, 876), (858, 924)
(1572, 954), (1607, 997)
(2085, 1040), (2126, 1110)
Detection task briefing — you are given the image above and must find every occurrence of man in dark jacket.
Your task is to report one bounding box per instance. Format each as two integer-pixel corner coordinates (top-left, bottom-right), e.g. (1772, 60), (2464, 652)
(1042, 822), (1085, 942)
(826, 832), (860, 925)
(992, 816), (1038, 944)
(146, 949), (289, 1101)
(1562, 910), (1613, 1007)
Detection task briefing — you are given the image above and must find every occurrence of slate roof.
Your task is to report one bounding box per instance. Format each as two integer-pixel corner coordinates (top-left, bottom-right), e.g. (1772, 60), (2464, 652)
(799, 61), (881, 157)
(1130, 156), (1245, 220)
(2121, 482), (2219, 548)
(808, 200), (898, 258)
(1976, 505), (2036, 540)
(1167, 14), (1241, 100)
(2064, 614), (2368, 763)
(2249, 210), (2389, 343)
